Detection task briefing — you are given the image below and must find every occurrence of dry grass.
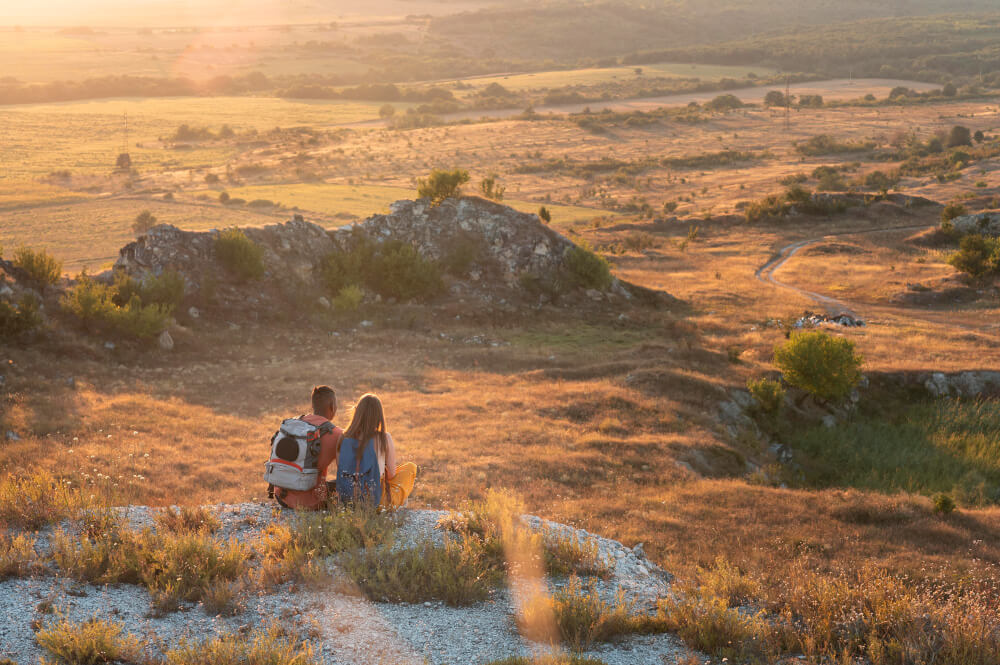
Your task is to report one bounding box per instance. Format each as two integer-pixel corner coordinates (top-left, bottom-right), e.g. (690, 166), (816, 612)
(35, 616), (143, 665)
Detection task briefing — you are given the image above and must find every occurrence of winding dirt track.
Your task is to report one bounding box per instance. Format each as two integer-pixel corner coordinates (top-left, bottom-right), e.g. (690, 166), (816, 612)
(755, 224), (998, 334)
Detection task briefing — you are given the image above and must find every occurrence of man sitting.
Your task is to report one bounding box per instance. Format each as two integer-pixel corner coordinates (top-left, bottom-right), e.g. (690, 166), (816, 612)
(273, 385), (344, 510)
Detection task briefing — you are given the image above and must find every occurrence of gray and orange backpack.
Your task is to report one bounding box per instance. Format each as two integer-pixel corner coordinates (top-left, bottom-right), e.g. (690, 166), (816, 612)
(264, 417), (334, 496)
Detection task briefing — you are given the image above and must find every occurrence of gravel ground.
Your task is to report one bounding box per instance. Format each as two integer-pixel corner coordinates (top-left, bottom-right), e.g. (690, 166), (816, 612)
(0, 504), (692, 665)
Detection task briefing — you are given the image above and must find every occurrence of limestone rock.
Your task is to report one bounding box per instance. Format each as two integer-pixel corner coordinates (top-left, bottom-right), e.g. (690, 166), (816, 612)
(158, 330), (174, 351)
(950, 211), (1000, 237)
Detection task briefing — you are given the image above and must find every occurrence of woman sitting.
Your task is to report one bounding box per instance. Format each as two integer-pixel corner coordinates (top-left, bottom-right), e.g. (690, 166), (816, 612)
(334, 393), (416, 509)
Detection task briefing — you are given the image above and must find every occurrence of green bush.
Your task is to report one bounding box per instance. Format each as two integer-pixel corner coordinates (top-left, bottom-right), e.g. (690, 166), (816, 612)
(948, 234), (1000, 279)
(947, 125), (972, 148)
(747, 378), (786, 415)
(442, 232), (485, 276)
(322, 235), (441, 302)
(480, 175), (505, 201)
(933, 493), (957, 514)
(774, 331), (863, 402)
(564, 243), (613, 290)
(36, 617), (143, 665)
(332, 284), (363, 311)
(12, 247), (62, 290)
(417, 168), (470, 205)
(132, 210), (157, 235)
(61, 274), (172, 339)
(163, 625), (315, 665)
(0, 294), (42, 341)
(942, 202), (968, 224)
(215, 228), (265, 282)
(539, 206), (552, 223)
(113, 270), (185, 310)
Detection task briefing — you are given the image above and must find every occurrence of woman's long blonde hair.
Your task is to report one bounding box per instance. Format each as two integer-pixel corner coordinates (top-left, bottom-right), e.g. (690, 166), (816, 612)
(344, 393), (388, 462)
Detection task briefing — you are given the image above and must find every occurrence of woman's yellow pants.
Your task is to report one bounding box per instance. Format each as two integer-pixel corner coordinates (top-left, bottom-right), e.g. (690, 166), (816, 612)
(381, 462), (417, 509)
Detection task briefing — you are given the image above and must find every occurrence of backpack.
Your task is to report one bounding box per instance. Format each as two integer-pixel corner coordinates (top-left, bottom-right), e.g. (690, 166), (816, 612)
(263, 417), (334, 493)
(335, 436), (382, 504)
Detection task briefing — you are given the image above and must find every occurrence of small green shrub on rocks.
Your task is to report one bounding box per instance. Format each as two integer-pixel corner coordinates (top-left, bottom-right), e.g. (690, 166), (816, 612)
(113, 270), (185, 310)
(332, 284), (363, 311)
(774, 331), (863, 402)
(215, 228), (264, 282)
(934, 493), (957, 514)
(12, 246), (62, 290)
(322, 236), (441, 302)
(747, 378), (786, 415)
(35, 617), (143, 665)
(942, 203), (968, 225)
(61, 273), (172, 339)
(163, 625), (315, 665)
(417, 168), (470, 205)
(564, 243), (613, 290)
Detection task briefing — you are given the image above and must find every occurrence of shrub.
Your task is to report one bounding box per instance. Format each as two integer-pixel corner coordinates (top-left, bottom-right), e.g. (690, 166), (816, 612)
(61, 275), (172, 339)
(480, 174), (505, 201)
(0, 532), (37, 580)
(0, 294), (42, 341)
(942, 202), (968, 224)
(219, 192), (230, 203)
(341, 538), (500, 606)
(366, 240), (442, 301)
(132, 210), (157, 235)
(162, 625), (315, 665)
(113, 270), (185, 310)
(323, 236), (441, 302)
(863, 170), (899, 193)
(442, 232), (485, 276)
(796, 134), (875, 156)
(518, 577), (663, 651)
(12, 246), (62, 290)
(215, 228), (265, 282)
(538, 206), (551, 223)
(416, 168), (470, 205)
(332, 284), (363, 311)
(35, 617), (142, 665)
(934, 492), (957, 514)
(564, 244), (613, 290)
(705, 94), (743, 112)
(747, 378), (785, 415)
(947, 125), (973, 148)
(378, 103), (395, 119)
(0, 472), (89, 530)
(774, 331), (863, 402)
(154, 506), (220, 534)
(948, 234), (1000, 279)
(204, 173), (220, 184)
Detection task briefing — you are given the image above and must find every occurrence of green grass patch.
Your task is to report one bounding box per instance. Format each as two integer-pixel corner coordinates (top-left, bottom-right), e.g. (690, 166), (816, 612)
(787, 398), (1000, 504)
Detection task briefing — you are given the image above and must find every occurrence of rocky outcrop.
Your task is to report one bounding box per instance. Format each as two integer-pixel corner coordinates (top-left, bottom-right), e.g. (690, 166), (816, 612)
(950, 211), (1000, 237)
(114, 197), (667, 315)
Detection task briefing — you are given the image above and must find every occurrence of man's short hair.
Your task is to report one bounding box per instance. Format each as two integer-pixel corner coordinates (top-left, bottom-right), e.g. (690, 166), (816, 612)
(311, 385), (336, 413)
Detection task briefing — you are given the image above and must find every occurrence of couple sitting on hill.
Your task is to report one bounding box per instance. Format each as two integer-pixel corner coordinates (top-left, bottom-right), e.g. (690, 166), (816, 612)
(264, 386), (417, 511)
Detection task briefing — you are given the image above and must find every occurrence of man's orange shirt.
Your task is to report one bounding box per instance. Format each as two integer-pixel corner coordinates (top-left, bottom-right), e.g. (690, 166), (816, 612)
(276, 414), (343, 510)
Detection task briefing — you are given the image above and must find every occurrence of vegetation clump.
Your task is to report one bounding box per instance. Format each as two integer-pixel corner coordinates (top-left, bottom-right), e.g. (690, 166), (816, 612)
(35, 616), (143, 665)
(321, 233), (442, 302)
(795, 134), (876, 156)
(747, 378), (786, 416)
(215, 228), (265, 282)
(774, 331), (863, 402)
(162, 625), (316, 665)
(131, 210), (158, 235)
(564, 243), (613, 291)
(0, 293), (42, 341)
(417, 168), (470, 205)
(12, 246), (62, 290)
(948, 234), (1000, 279)
(61, 273), (173, 340)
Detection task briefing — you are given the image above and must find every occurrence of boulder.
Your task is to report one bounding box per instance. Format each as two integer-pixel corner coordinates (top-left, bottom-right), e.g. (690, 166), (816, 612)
(950, 211), (1000, 237)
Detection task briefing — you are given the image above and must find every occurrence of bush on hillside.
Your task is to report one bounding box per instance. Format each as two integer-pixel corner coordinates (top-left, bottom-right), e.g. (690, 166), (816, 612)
(948, 234), (1000, 279)
(113, 270), (185, 310)
(947, 125), (972, 148)
(747, 378), (785, 416)
(564, 243), (613, 291)
(332, 284), (363, 311)
(538, 206), (552, 223)
(417, 168), (470, 206)
(214, 228), (265, 282)
(61, 273), (172, 339)
(941, 202), (967, 225)
(480, 175), (505, 201)
(321, 233), (441, 302)
(774, 331), (863, 402)
(0, 294), (42, 341)
(132, 210), (157, 235)
(12, 247), (62, 290)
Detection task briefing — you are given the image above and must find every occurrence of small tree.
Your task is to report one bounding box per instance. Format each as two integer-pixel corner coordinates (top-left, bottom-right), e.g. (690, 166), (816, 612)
(480, 175), (505, 201)
(774, 331), (863, 402)
(763, 90), (787, 107)
(947, 125), (972, 148)
(538, 206), (551, 224)
(948, 234), (1000, 279)
(974, 130), (986, 143)
(12, 247), (63, 291)
(417, 168), (470, 206)
(941, 202), (967, 224)
(215, 228), (265, 282)
(132, 210), (157, 235)
(942, 83), (958, 98)
(379, 104), (395, 119)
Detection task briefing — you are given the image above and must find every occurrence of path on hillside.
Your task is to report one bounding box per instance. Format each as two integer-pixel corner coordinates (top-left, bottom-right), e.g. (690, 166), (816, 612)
(755, 223), (999, 335)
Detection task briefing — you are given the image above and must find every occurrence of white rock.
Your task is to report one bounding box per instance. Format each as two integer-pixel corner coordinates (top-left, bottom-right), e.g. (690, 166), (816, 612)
(318, 296), (331, 309)
(158, 330), (174, 351)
